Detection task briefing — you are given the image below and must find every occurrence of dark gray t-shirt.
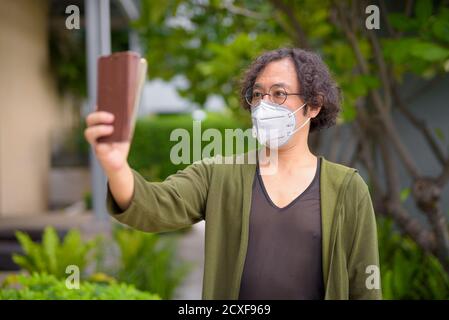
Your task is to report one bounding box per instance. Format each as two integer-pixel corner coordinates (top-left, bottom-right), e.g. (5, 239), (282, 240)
(238, 157), (324, 300)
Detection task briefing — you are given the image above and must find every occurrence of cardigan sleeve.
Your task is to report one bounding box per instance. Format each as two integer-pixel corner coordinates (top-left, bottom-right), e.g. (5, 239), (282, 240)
(347, 174), (383, 300)
(106, 159), (211, 233)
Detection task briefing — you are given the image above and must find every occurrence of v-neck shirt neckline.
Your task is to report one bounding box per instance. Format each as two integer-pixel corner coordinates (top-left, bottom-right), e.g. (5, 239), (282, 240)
(256, 156), (321, 211)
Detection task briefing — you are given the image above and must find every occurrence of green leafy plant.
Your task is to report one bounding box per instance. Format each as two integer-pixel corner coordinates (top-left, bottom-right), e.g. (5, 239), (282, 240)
(378, 218), (449, 299)
(12, 226), (99, 279)
(113, 227), (192, 299)
(12, 226), (192, 299)
(0, 273), (160, 300)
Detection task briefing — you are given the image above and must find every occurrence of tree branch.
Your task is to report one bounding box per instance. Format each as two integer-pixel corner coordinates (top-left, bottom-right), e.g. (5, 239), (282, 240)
(386, 201), (436, 252)
(426, 203), (449, 271)
(359, 5), (392, 111)
(378, 134), (437, 252)
(353, 114), (385, 205)
(379, 0), (397, 37)
(221, 0), (268, 19)
(269, 0), (309, 48)
(437, 161), (449, 187)
(405, 0), (414, 17)
(332, 1), (421, 179)
(412, 177), (449, 271)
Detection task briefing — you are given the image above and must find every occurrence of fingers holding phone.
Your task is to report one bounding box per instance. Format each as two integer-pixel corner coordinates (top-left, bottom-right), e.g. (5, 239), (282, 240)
(84, 110), (131, 175)
(84, 111), (114, 144)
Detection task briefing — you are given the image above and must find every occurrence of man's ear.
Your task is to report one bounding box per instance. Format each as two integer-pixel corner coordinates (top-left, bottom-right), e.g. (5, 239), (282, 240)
(307, 94), (324, 118)
(307, 106), (321, 119)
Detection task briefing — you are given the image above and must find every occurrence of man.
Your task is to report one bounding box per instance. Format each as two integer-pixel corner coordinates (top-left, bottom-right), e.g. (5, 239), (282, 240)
(84, 47), (382, 300)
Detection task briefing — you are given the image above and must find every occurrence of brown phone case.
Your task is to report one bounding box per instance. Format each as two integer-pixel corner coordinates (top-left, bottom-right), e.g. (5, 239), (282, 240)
(96, 51), (141, 143)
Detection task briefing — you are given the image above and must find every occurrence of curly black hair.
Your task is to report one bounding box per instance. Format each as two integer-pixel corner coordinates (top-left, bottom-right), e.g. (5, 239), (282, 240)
(240, 47), (341, 132)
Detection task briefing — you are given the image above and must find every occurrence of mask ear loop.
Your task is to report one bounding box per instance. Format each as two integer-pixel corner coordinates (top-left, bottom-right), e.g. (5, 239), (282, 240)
(288, 102), (307, 117)
(288, 102), (311, 136)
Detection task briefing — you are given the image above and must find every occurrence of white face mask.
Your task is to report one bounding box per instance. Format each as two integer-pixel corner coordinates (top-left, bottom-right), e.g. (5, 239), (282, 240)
(251, 100), (310, 149)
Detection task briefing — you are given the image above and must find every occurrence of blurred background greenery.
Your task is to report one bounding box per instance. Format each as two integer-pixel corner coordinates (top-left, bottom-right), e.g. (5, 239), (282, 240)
(1, 0), (449, 300)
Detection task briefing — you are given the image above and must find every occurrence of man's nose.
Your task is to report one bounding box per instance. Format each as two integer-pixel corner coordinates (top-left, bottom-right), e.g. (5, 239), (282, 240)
(261, 93), (271, 102)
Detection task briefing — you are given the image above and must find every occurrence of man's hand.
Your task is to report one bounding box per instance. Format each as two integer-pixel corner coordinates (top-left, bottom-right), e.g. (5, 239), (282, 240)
(84, 110), (134, 211)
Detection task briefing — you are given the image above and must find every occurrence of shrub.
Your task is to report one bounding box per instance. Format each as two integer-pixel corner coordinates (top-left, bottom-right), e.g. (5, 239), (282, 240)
(0, 273), (159, 300)
(12, 226), (99, 279)
(12, 226), (192, 300)
(113, 227), (192, 299)
(378, 218), (449, 299)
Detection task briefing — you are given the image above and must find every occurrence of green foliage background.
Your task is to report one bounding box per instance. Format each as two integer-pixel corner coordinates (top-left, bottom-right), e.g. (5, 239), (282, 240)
(0, 273), (160, 300)
(8, 226), (190, 300)
(128, 112), (253, 181)
(133, 0), (449, 123)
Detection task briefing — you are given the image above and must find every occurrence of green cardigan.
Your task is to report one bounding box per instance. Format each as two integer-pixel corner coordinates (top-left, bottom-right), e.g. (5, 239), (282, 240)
(106, 150), (382, 300)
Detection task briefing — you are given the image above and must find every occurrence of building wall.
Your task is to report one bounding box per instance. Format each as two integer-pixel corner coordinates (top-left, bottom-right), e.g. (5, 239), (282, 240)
(0, 0), (61, 216)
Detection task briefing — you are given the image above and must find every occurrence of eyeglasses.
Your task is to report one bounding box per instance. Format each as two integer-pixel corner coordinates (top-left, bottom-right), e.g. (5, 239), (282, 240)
(245, 84), (302, 107)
